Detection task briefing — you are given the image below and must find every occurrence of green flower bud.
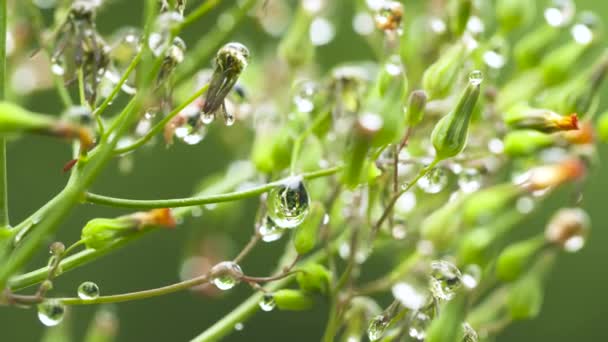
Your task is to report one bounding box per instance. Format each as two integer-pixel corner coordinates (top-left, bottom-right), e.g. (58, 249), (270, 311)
(597, 110), (608, 143)
(273, 289), (314, 311)
(496, 0), (534, 33)
(420, 193), (468, 250)
(463, 184), (522, 225)
(341, 113), (383, 188)
(422, 44), (466, 99)
(425, 296), (466, 342)
(405, 90), (428, 127)
(278, 5), (314, 68)
(496, 235), (545, 281)
(503, 130), (557, 157)
(448, 0), (472, 37)
(514, 26), (560, 69)
(539, 50), (608, 119)
(296, 263), (331, 295)
(82, 209), (175, 250)
(431, 71), (482, 161)
(459, 210), (524, 265)
(294, 202), (325, 255)
(504, 103), (579, 133)
(507, 273), (544, 320)
(541, 42), (590, 86)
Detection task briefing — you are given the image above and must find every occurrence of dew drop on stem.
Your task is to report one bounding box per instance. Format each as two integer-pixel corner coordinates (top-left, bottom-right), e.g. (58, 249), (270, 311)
(78, 281), (100, 300)
(37, 300), (66, 327)
(259, 293), (276, 312)
(429, 260), (462, 301)
(267, 177), (310, 229)
(367, 314), (389, 341)
(210, 261), (243, 291)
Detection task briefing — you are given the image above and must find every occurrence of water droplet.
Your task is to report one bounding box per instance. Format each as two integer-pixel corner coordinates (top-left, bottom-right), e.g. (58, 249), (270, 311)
(466, 16), (485, 35)
(259, 293), (276, 312)
(167, 37), (187, 64)
(461, 264), (482, 290)
(458, 168), (482, 193)
(429, 17), (447, 34)
(293, 81), (317, 113)
(429, 260), (462, 301)
(367, 315), (389, 341)
(392, 282), (429, 310)
(545, 207), (590, 253)
(37, 300), (65, 326)
(234, 322), (244, 331)
(358, 113), (384, 132)
(571, 12), (600, 45)
(468, 70), (484, 86)
(51, 60), (65, 76)
(338, 241), (370, 264)
(462, 322), (479, 342)
(392, 224), (407, 240)
(544, 0), (575, 27)
(77, 281), (100, 300)
(267, 177), (310, 229)
(210, 261), (243, 290)
(408, 310), (432, 340)
(223, 110), (235, 126)
(259, 216), (285, 242)
(418, 167), (448, 194)
(148, 11), (184, 56)
(385, 55), (404, 76)
(201, 111), (215, 124)
(310, 17), (335, 46)
(516, 196), (535, 214)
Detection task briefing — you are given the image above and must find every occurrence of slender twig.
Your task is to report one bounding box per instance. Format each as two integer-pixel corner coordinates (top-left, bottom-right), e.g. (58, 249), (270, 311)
(0, 0), (8, 228)
(85, 166), (342, 209)
(290, 110), (331, 173)
(175, 0), (221, 33)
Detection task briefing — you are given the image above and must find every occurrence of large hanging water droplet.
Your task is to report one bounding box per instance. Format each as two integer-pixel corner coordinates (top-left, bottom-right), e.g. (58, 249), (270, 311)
(77, 281), (100, 300)
(458, 168), (482, 193)
(367, 315), (389, 341)
(418, 167), (448, 194)
(462, 322), (479, 342)
(544, 0), (575, 27)
(37, 300), (66, 327)
(429, 260), (462, 301)
(408, 310), (432, 341)
(267, 177), (310, 229)
(201, 111), (215, 124)
(210, 261), (243, 290)
(259, 294), (276, 312)
(258, 216), (285, 242)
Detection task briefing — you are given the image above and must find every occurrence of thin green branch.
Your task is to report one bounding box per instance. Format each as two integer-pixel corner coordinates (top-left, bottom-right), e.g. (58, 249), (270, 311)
(175, 0), (221, 33)
(85, 166), (342, 209)
(290, 110), (331, 173)
(0, 0), (8, 228)
(113, 83), (209, 155)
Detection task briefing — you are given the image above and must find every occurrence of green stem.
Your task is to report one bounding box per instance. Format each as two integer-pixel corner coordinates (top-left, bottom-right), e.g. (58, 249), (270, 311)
(290, 110), (331, 173)
(175, 0), (221, 33)
(0, 0), (8, 228)
(9, 163), (256, 290)
(113, 83), (210, 155)
(174, 0), (257, 84)
(78, 68), (87, 107)
(85, 166), (342, 209)
(60, 274), (210, 305)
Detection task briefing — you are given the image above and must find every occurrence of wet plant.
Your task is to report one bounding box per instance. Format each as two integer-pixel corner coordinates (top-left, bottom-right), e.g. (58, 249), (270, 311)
(0, 0), (607, 341)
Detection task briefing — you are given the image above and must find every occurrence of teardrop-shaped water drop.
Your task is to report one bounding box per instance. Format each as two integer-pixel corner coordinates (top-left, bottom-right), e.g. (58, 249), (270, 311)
(37, 300), (66, 327)
(210, 261), (243, 290)
(258, 216), (285, 242)
(259, 293), (276, 312)
(417, 167), (448, 194)
(77, 281), (100, 300)
(201, 111), (215, 124)
(461, 264), (482, 290)
(429, 260), (462, 301)
(267, 177), (310, 229)
(367, 315), (389, 341)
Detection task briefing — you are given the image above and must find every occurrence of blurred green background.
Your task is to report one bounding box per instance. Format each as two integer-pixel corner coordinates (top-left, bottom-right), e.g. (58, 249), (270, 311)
(1, 0), (608, 341)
